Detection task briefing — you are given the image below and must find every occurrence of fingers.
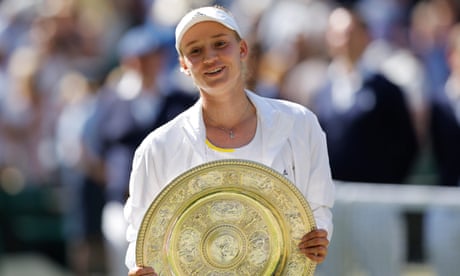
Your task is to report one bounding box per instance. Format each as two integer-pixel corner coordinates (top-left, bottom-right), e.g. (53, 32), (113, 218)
(298, 229), (329, 263)
(128, 266), (157, 276)
(300, 244), (329, 263)
(300, 229), (328, 241)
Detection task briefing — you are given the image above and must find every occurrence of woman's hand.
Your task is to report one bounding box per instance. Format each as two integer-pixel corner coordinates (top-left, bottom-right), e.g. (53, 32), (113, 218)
(298, 229), (329, 263)
(128, 266), (157, 276)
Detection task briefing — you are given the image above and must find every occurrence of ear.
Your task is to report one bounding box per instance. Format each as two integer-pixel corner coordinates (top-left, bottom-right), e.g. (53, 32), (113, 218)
(179, 57), (191, 76)
(239, 40), (249, 60)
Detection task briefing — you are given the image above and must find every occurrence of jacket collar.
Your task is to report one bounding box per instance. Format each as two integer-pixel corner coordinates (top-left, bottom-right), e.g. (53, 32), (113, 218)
(181, 90), (294, 165)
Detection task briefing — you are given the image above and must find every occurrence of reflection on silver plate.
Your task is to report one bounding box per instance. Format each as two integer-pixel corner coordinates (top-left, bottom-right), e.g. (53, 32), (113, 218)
(136, 159), (316, 275)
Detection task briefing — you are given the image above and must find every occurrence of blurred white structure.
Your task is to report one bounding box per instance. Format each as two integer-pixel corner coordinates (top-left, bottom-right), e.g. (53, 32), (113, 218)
(317, 182), (460, 276)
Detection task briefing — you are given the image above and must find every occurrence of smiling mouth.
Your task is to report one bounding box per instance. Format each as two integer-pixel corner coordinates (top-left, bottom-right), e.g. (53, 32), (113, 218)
(205, 66), (225, 76)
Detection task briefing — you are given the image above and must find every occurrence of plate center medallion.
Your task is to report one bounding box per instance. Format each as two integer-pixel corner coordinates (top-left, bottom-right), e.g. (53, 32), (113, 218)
(203, 225), (246, 268)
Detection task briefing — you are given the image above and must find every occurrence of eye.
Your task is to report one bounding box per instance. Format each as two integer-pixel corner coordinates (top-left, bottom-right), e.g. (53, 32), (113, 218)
(214, 40), (227, 48)
(187, 47), (201, 56)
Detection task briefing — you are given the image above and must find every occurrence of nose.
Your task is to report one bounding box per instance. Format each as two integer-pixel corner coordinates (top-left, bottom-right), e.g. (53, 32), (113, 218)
(203, 49), (218, 64)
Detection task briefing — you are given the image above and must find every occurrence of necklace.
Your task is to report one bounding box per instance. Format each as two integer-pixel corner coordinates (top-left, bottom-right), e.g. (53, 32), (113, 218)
(203, 100), (251, 139)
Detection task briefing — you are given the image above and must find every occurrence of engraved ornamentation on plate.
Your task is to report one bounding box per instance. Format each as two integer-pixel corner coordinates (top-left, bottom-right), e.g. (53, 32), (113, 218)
(136, 160), (316, 275)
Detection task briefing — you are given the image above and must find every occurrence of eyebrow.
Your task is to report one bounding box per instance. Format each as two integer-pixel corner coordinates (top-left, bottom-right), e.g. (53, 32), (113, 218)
(183, 33), (230, 49)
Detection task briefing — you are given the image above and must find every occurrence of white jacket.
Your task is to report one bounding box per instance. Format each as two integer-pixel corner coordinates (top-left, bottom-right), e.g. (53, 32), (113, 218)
(124, 90), (335, 269)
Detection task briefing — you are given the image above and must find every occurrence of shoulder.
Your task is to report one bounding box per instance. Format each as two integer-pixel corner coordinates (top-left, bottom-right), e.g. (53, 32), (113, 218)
(365, 73), (404, 95)
(249, 91), (322, 140)
(250, 91), (318, 124)
(249, 90), (313, 115)
(136, 104), (194, 153)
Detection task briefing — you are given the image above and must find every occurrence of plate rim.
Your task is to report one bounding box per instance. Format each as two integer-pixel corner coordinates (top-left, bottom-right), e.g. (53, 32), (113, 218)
(135, 158), (317, 275)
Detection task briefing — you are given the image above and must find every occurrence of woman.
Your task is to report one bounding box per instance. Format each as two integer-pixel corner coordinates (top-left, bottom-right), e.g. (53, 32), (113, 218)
(126, 6), (334, 276)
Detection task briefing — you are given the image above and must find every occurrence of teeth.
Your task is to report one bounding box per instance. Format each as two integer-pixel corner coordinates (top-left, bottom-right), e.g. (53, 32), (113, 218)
(208, 67), (223, 74)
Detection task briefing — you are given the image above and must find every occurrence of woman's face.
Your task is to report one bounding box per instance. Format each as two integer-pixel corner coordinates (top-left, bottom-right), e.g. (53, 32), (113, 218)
(179, 21), (248, 95)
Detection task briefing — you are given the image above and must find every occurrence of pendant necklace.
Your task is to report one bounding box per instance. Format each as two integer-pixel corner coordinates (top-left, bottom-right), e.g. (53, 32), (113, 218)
(204, 100), (251, 139)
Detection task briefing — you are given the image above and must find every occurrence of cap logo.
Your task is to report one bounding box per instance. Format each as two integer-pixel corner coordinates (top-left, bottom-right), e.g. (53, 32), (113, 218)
(191, 12), (209, 21)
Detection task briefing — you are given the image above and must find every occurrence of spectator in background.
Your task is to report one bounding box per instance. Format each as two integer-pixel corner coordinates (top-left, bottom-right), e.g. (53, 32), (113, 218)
(90, 23), (197, 276)
(272, 0), (333, 108)
(312, 5), (419, 276)
(0, 1), (124, 274)
(312, 5), (419, 184)
(252, 0), (332, 100)
(42, 1), (138, 274)
(0, 45), (53, 185)
(410, 0), (459, 100)
(424, 22), (460, 276)
(55, 71), (105, 276)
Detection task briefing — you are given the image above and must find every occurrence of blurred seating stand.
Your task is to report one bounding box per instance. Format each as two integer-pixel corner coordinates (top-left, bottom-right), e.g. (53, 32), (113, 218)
(334, 181), (460, 210)
(317, 181), (460, 276)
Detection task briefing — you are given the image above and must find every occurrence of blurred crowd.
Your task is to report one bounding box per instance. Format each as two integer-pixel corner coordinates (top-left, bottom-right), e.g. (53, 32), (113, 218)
(0, 0), (459, 275)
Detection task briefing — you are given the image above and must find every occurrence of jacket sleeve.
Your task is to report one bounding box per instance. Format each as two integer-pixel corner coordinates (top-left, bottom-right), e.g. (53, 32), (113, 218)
(294, 111), (335, 240)
(123, 140), (162, 269)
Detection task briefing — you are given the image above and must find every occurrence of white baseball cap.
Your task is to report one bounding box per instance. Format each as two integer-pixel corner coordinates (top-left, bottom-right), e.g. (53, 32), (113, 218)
(175, 6), (242, 54)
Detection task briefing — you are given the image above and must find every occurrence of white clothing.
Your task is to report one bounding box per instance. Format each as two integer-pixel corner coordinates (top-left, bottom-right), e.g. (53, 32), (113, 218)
(124, 90), (335, 269)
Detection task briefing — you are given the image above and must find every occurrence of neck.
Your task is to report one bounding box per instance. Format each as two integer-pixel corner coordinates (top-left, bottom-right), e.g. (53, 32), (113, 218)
(202, 94), (254, 140)
(204, 99), (250, 127)
(201, 89), (250, 127)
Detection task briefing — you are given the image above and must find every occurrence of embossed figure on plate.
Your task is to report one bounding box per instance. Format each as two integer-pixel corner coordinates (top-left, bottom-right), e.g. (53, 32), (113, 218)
(209, 234), (240, 263)
(210, 200), (244, 221)
(136, 160), (317, 275)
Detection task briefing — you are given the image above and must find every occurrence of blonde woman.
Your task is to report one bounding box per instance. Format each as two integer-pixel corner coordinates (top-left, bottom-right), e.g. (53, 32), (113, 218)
(125, 6), (335, 276)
